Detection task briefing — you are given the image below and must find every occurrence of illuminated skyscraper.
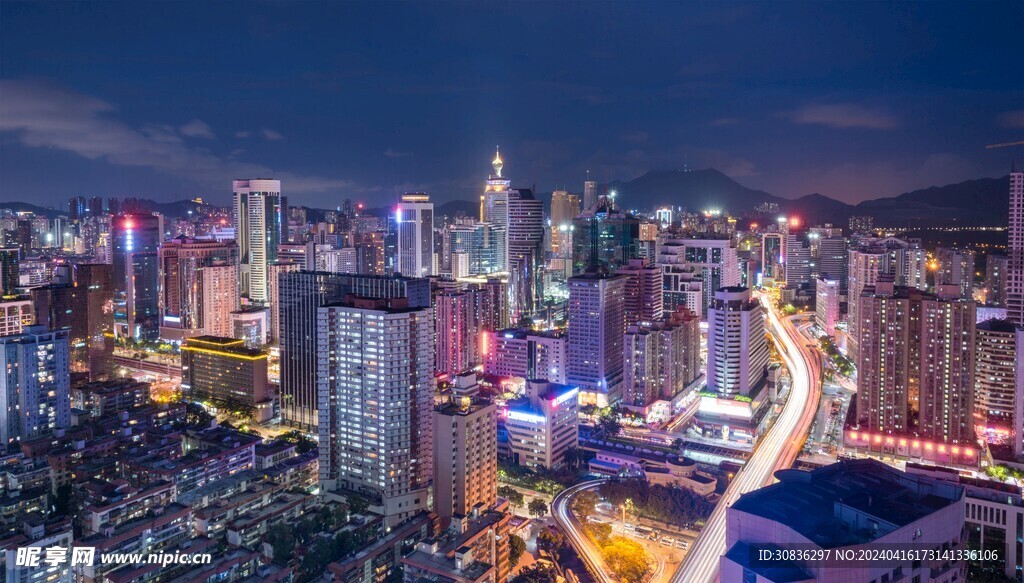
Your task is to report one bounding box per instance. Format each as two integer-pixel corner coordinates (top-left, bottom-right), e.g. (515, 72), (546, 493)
(567, 268), (626, 406)
(706, 286), (768, 396)
(434, 291), (477, 376)
(1007, 169), (1024, 325)
(157, 237), (239, 341)
(507, 188), (544, 320)
(393, 193), (435, 277)
(112, 213), (163, 340)
(234, 179), (287, 303)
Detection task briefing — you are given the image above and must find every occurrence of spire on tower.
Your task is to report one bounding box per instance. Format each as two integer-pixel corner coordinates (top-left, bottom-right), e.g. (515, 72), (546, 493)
(492, 147), (503, 178)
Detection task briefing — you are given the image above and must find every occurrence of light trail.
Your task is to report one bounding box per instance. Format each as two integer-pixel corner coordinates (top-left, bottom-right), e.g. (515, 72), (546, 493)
(669, 299), (821, 583)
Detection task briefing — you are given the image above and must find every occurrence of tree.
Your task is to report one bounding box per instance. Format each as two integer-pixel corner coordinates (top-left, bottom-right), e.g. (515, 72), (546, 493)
(563, 446), (581, 470)
(498, 486), (525, 511)
(586, 522), (612, 545)
(598, 410), (622, 436)
(266, 522), (296, 565)
(528, 498), (548, 518)
(508, 534), (527, 568)
(511, 565), (558, 583)
(537, 529), (564, 562)
(570, 490), (599, 521)
(602, 537), (650, 582)
(347, 495), (370, 516)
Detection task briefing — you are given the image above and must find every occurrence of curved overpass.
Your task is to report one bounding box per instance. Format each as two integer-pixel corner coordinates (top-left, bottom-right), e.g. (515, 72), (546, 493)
(669, 300), (822, 583)
(550, 479), (615, 583)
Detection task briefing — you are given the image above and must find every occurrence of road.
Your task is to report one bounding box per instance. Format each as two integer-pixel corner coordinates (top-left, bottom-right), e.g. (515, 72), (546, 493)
(669, 299), (822, 583)
(113, 355), (181, 379)
(551, 480), (616, 583)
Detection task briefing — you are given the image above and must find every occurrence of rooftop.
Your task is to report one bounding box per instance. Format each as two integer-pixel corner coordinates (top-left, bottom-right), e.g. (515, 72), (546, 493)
(731, 459), (963, 548)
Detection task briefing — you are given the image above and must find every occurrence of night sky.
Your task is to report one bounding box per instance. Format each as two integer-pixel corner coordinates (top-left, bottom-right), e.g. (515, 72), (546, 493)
(1, 1), (1022, 208)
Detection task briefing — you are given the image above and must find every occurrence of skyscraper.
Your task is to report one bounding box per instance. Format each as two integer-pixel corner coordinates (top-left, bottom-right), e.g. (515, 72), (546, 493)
(0, 326), (70, 446)
(506, 188), (545, 320)
(817, 236), (848, 293)
(318, 296), (434, 527)
(482, 328), (567, 384)
(432, 394), (497, 520)
(112, 213), (163, 339)
(846, 246), (887, 359)
(583, 178), (597, 212)
(234, 179), (287, 303)
(986, 254), (1009, 307)
(279, 272), (429, 430)
(567, 268), (626, 406)
(1008, 169), (1024, 325)
(936, 246), (976, 299)
(706, 286), (768, 396)
(550, 190), (581, 256)
(974, 319), (1018, 443)
(656, 236), (740, 313)
(617, 258), (663, 326)
(0, 248), (19, 297)
(393, 193), (435, 278)
(815, 276), (840, 336)
(572, 198), (641, 274)
(483, 149), (510, 234)
(856, 282), (976, 445)
(448, 223), (506, 275)
(623, 308), (701, 413)
(434, 291), (478, 376)
(157, 237), (239, 341)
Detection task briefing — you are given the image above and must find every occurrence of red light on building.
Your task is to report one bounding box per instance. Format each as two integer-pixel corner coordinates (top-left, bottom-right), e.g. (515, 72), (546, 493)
(789, 217), (800, 227)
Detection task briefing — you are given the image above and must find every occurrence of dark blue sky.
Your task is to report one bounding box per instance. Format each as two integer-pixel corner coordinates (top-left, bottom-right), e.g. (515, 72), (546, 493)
(1, 1), (1022, 208)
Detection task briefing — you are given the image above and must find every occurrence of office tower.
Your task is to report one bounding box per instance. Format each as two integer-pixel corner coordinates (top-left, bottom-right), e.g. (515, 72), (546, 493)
(483, 149), (510, 238)
(550, 190), (581, 256)
(848, 215), (874, 234)
(111, 213), (163, 339)
(1003, 170), (1022, 323)
(481, 328), (567, 384)
(656, 236), (740, 313)
(975, 319), (1018, 443)
(617, 258), (663, 326)
(583, 178), (597, 212)
(181, 336), (272, 422)
(506, 188), (545, 320)
(432, 393), (497, 520)
(355, 231), (387, 275)
(157, 237), (239, 341)
(721, 459), (967, 583)
(846, 247), (887, 359)
(315, 247), (357, 274)
(0, 326), (70, 445)
(31, 265), (114, 374)
(567, 268), (626, 406)
(815, 276), (840, 336)
(662, 265), (704, 318)
(817, 236), (848, 293)
(761, 231), (786, 283)
(937, 247), (976, 299)
(623, 308), (700, 413)
(69, 196), (85, 222)
(393, 193), (435, 277)
(0, 248), (19, 297)
(785, 232), (812, 288)
(435, 291), (478, 376)
(449, 223), (506, 275)
(279, 272), (429, 430)
(986, 254), (1009, 306)
(267, 262), (299, 343)
(655, 207), (673, 226)
(467, 277), (509, 332)
(234, 179), (287, 303)
(88, 196), (104, 216)
(571, 199), (641, 274)
(504, 379), (578, 469)
(856, 282), (976, 444)
(318, 296), (433, 527)
(230, 306), (269, 347)
(706, 286), (768, 396)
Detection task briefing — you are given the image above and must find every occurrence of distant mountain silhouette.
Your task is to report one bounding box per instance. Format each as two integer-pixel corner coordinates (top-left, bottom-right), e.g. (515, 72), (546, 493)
(0, 172), (1010, 227)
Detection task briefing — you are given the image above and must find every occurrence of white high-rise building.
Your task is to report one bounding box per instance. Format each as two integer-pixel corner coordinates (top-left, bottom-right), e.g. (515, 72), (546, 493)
(0, 326), (70, 446)
(234, 179), (286, 303)
(847, 247), (887, 359)
(1007, 169), (1024, 325)
(815, 276), (840, 336)
(318, 296), (434, 528)
(706, 286), (768, 396)
(656, 236), (740, 314)
(202, 264), (239, 337)
(567, 268), (627, 406)
(394, 193), (435, 278)
(481, 328), (567, 384)
(483, 149), (510, 237)
(435, 291), (478, 376)
(583, 179), (597, 212)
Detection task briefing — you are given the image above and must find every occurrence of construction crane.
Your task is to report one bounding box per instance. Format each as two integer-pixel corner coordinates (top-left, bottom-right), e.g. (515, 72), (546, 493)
(986, 140), (1024, 149)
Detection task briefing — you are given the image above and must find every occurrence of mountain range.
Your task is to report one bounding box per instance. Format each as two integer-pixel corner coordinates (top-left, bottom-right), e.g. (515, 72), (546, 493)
(1, 170), (1011, 227)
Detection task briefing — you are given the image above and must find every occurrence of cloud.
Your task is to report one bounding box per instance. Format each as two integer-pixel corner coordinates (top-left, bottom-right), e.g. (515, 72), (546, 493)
(235, 130), (251, 138)
(384, 148), (412, 158)
(787, 103), (900, 130)
(261, 128), (283, 140)
(998, 110), (1024, 129)
(0, 79), (352, 194)
(179, 119), (214, 139)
